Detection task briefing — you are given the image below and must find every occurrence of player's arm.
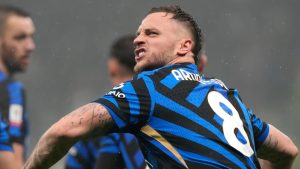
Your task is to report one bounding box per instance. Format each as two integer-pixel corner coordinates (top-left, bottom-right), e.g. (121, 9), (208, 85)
(9, 85), (28, 167)
(257, 124), (298, 169)
(12, 143), (24, 168)
(24, 103), (116, 169)
(0, 151), (17, 169)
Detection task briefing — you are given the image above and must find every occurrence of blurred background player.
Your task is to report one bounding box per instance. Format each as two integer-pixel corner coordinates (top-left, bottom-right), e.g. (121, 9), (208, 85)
(65, 35), (147, 169)
(0, 5), (35, 168)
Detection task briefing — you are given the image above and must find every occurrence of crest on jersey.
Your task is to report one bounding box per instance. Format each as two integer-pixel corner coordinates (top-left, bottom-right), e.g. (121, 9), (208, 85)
(9, 104), (23, 126)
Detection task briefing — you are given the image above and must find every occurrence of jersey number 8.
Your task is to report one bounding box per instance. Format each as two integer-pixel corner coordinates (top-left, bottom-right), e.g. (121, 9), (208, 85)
(208, 91), (254, 157)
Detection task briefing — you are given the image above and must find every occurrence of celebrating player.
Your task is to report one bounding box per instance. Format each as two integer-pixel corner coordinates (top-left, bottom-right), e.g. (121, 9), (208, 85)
(24, 5), (297, 169)
(65, 35), (146, 169)
(0, 5), (35, 168)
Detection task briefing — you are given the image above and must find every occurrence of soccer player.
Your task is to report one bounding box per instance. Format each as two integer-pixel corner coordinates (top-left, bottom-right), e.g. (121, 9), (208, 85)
(24, 5), (298, 169)
(65, 35), (146, 169)
(0, 5), (35, 168)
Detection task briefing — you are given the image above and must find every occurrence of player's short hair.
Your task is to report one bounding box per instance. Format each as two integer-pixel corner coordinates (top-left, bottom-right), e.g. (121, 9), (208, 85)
(109, 35), (136, 74)
(148, 5), (203, 64)
(0, 5), (30, 35)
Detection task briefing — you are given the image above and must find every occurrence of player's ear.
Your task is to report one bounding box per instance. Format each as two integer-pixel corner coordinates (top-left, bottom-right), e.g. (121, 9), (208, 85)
(177, 39), (193, 56)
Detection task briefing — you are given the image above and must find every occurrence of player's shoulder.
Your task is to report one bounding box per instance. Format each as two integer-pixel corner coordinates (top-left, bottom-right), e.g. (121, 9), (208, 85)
(201, 76), (229, 90)
(134, 64), (188, 79)
(7, 80), (25, 96)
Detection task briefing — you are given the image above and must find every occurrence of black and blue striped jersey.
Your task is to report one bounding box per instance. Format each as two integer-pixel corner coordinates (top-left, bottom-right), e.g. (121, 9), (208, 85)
(95, 63), (269, 169)
(0, 114), (12, 151)
(65, 133), (146, 169)
(0, 71), (28, 153)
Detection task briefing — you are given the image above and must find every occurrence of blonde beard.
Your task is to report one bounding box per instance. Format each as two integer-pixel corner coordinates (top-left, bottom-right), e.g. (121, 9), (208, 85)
(134, 51), (173, 73)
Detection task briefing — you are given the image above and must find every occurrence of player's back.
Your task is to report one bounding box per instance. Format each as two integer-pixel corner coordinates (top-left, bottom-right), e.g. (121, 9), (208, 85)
(98, 63), (269, 169)
(136, 64), (267, 168)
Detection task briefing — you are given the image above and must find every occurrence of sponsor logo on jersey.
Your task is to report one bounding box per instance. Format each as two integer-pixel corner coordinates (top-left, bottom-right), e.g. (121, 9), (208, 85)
(106, 90), (126, 98)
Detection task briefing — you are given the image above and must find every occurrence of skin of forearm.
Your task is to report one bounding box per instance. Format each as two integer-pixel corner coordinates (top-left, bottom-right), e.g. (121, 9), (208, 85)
(259, 156), (296, 169)
(12, 143), (24, 168)
(23, 125), (77, 169)
(257, 125), (298, 169)
(259, 150), (297, 169)
(23, 103), (115, 169)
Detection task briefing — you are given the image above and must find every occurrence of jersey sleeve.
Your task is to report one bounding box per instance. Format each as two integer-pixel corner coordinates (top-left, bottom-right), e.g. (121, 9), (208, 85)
(248, 108), (269, 148)
(230, 88), (269, 149)
(8, 82), (28, 145)
(0, 116), (12, 151)
(94, 76), (155, 132)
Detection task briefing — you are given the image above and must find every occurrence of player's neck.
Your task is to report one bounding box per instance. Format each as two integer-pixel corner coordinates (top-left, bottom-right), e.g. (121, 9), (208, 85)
(168, 55), (195, 65)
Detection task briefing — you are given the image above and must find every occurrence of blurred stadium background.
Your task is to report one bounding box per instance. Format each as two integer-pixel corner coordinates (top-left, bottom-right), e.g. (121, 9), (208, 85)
(1, 0), (299, 168)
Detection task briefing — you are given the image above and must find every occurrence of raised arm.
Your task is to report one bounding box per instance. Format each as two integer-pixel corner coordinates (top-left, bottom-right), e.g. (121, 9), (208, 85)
(257, 124), (298, 169)
(24, 103), (116, 169)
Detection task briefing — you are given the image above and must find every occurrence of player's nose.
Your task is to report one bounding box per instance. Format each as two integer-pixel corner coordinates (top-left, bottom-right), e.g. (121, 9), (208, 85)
(25, 38), (35, 52)
(133, 34), (145, 48)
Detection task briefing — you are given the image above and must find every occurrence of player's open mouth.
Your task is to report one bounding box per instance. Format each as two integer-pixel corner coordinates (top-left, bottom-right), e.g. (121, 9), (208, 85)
(135, 48), (146, 61)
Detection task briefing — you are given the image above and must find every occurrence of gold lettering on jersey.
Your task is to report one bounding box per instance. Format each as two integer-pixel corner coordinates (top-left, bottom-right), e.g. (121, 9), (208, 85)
(172, 69), (201, 82)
